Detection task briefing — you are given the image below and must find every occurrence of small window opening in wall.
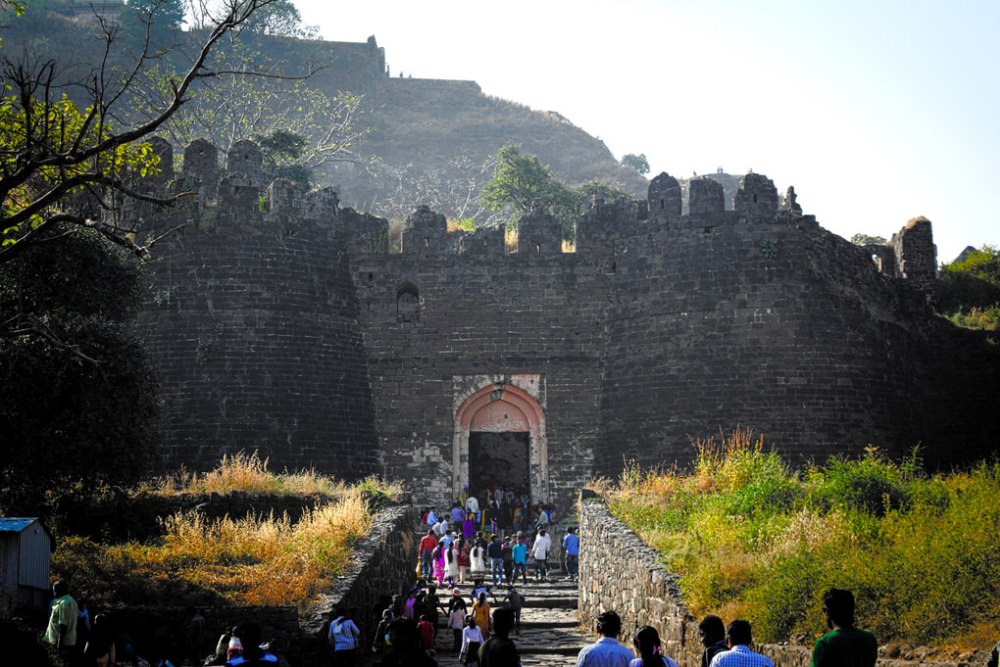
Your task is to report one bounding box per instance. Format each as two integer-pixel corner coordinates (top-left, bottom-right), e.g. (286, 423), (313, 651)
(753, 194), (758, 203)
(536, 244), (541, 253)
(368, 272), (374, 283)
(423, 237), (429, 247)
(703, 227), (714, 235)
(396, 283), (420, 323)
(660, 198), (665, 209)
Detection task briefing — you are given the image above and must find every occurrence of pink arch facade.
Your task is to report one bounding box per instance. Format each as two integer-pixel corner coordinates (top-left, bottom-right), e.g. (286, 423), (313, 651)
(453, 381), (548, 502)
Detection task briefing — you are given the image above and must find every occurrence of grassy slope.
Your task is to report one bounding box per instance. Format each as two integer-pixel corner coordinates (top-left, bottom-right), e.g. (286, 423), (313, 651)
(604, 429), (1000, 649)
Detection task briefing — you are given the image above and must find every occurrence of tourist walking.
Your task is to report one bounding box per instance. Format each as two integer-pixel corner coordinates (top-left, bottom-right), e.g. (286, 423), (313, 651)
(328, 607), (361, 666)
(502, 586), (525, 635)
(479, 607), (520, 667)
(44, 581), (79, 659)
(448, 597), (468, 655)
(457, 538), (471, 583)
(488, 534), (504, 586)
(575, 610), (633, 667)
(709, 620), (773, 667)
(631, 625), (679, 667)
(531, 528), (552, 580)
(810, 588), (878, 667)
(446, 539), (460, 583)
(563, 526), (580, 580)
(512, 535), (528, 585)
(472, 591), (492, 641)
(420, 529), (439, 579)
(698, 616), (728, 667)
(471, 541), (489, 577)
(461, 616), (485, 665)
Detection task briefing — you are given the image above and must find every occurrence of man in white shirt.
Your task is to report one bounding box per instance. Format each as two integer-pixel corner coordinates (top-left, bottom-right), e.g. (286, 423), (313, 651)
(576, 610), (632, 667)
(531, 528), (552, 580)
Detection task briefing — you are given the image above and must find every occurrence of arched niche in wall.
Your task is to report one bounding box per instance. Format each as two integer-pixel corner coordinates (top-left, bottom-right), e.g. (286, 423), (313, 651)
(453, 380), (548, 504)
(396, 282), (420, 323)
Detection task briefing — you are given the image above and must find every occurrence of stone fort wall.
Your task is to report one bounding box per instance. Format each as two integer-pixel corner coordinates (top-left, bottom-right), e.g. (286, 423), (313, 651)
(134, 139), (999, 508)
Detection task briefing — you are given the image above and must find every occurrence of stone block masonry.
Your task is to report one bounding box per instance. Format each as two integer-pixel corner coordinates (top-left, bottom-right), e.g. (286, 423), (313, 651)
(578, 492), (976, 667)
(135, 139), (1000, 517)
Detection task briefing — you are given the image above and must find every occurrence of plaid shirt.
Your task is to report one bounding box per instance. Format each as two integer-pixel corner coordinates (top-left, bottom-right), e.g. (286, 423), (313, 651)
(709, 645), (774, 667)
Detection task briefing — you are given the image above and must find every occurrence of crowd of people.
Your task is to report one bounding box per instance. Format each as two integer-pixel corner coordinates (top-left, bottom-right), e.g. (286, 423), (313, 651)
(42, 580), (283, 667)
(42, 489), (988, 667)
(576, 588), (879, 667)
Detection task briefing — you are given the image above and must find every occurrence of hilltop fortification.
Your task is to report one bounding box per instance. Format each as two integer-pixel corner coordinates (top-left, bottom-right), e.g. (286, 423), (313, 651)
(133, 139), (999, 509)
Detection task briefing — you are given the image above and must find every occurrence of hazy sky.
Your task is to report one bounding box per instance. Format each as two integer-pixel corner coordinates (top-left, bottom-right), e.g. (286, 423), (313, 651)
(293, 0), (999, 262)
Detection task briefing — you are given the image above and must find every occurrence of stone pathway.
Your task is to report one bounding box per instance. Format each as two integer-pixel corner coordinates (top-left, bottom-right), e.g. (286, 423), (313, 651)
(361, 575), (587, 666)
(431, 577), (585, 667)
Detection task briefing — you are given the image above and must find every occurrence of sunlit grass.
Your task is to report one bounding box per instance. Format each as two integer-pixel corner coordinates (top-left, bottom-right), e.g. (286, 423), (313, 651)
(57, 455), (404, 610)
(138, 450), (403, 500)
(605, 428), (1000, 648)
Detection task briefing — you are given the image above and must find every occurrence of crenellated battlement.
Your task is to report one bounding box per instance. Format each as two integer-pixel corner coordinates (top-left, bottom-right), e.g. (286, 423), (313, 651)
(138, 140), (938, 297)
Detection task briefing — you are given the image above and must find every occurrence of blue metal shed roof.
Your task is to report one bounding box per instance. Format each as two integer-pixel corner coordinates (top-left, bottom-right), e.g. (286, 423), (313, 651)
(0, 517), (42, 533)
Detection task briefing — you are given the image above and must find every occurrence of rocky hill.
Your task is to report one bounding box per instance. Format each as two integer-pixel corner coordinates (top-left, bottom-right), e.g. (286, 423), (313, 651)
(1, 8), (646, 222)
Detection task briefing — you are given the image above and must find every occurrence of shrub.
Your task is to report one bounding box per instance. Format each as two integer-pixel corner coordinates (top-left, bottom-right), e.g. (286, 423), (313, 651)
(606, 434), (1000, 649)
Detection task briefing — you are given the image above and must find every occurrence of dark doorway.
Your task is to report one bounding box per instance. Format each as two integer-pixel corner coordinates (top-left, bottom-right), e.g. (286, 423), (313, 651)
(469, 432), (530, 500)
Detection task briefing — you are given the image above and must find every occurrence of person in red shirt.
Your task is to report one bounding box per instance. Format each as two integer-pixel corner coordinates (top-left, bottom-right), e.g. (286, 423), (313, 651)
(418, 614), (436, 655)
(419, 529), (438, 579)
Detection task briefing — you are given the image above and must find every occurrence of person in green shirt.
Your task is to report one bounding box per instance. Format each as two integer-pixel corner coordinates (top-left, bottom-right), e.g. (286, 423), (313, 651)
(811, 588), (877, 667)
(44, 581), (79, 654)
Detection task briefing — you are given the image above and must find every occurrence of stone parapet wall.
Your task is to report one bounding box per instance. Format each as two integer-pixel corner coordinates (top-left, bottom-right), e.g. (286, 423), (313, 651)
(578, 492), (968, 667)
(300, 504), (418, 663)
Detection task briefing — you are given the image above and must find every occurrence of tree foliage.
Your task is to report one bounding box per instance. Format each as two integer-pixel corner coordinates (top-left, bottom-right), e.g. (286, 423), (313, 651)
(935, 245), (1000, 335)
(850, 233), (887, 246)
(123, 38), (361, 184)
(481, 143), (630, 243)
(0, 0), (282, 514)
(0, 227), (159, 515)
(621, 152), (650, 175)
(0, 0), (282, 266)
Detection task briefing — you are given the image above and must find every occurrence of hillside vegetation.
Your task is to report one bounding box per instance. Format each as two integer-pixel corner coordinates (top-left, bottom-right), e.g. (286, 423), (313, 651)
(604, 429), (1000, 649)
(935, 245), (1000, 340)
(54, 454), (402, 611)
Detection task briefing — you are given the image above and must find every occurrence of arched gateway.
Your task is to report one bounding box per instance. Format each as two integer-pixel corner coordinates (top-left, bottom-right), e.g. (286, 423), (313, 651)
(453, 375), (548, 504)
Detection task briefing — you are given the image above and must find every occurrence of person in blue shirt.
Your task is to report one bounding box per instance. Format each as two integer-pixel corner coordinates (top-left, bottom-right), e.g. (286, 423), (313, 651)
(562, 527), (580, 581)
(576, 610), (633, 667)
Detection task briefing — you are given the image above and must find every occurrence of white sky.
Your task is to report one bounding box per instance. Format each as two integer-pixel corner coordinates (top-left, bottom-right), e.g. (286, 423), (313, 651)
(293, 0), (999, 262)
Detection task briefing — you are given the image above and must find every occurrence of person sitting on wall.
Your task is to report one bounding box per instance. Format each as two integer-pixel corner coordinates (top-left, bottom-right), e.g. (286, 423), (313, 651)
(810, 588), (878, 667)
(575, 610), (633, 666)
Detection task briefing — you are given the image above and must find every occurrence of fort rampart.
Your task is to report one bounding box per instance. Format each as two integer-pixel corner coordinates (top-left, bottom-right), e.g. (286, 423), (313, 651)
(134, 138), (1000, 510)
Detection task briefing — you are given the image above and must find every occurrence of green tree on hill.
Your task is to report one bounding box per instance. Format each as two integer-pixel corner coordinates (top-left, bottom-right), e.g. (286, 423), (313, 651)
(481, 143), (629, 244)
(621, 152), (650, 175)
(935, 245), (1000, 336)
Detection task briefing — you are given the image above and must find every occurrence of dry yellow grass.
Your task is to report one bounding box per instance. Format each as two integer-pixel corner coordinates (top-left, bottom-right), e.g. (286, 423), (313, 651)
(58, 455), (404, 610)
(139, 450), (403, 500)
(61, 489), (372, 609)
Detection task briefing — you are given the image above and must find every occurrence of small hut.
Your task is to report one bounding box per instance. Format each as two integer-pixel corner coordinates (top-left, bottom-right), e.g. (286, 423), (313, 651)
(0, 518), (53, 618)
